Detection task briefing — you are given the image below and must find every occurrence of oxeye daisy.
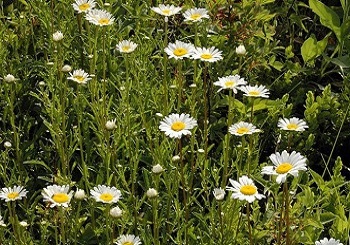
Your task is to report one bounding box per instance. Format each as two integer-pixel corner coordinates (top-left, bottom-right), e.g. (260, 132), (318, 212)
(72, 0), (96, 13)
(278, 117), (308, 132)
(67, 69), (92, 84)
(42, 185), (74, 208)
(0, 186), (28, 202)
(115, 234), (141, 245)
(164, 40), (195, 60)
(52, 31), (64, 42)
(116, 40), (138, 54)
(85, 9), (115, 26)
(229, 122), (260, 136)
(183, 8), (209, 22)
(90, 185), (122, 204)
(261, 150), (307, 184)
(238, 85), (270, 98)
(192, 46), (223, 62)
(159, 113), (197, 139)
(151, 4), (182, 16)
(315, 238), (343, 245)
(213, 75), (247, 93)
(213, 188), (226, 201)
(226, 176), (265, 203)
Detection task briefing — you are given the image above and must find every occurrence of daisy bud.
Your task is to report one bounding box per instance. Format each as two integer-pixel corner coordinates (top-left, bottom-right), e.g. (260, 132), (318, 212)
(4, 74), (16, 83)
(213, 188), (226, 201)
(105, 119), (117, 130)
(155, 113), (163, 118)
(235, 44), (246, 55)
(4, 141), (12, 149)
(53, 31), (64, 42)
(197, 149), (205, 153)
(152, 164), (164, 174)
(110, 206), (123, 218)
(19, 221), (29, 227)
(146, 188), (158, 198)
(74, 189), (86, 200)
(61, 65), (72, 73)
(172, 155), (180, 162)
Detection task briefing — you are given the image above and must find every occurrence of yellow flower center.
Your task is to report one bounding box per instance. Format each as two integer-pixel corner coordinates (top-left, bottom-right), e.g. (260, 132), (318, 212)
(276, 162), (293, 174)
(190, 13), (201, 20)
(7, 192), (19, 200)
(162, 9), (170, 15)
(171, 121), (185, 131)
(52, 193), (69, 203)
(122, 45), (130, 52)
(240, 185), (257, 195)
(200, 53), (213, 60)
(100, 193), (113, 202)
(224, 81), (235, 87)
(237, 127), (249, 134)
(122, 242), (133, 245)
(78, 3), (90, 11)
(173, 48), (188, 57)
(248, 91), (260, 96)
(74, 75), (85, 82)
(98, 18), (110, 25)
(286, 123), (298, 130)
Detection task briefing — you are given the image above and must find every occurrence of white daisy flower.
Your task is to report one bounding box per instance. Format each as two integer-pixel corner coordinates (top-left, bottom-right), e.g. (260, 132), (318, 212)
(213, 188), (226, 201)
(192, 46), (223, 62)
(42, 185), (74, 208)
(52, 31), (64, 42)
(67, 69), (92, 84)
(226, 176), (265, 203)
(90, 185), (122, 204)
(229, 122), (261, 136)
(146, 188), (158, 198)
(159, 113), (197, 139)
(183, 8), (209, 22)
(72, 0), (96, 13)
(235, 44), (246, 55)
(116, 234), (142, 245)
(164, 40), (195, 60)
(0, 186), (28, 202)
(110, 206), (123, 218)
(152, 164), (164, 174)
(238, 85), (270, 98)
(261, 150), (307, 184)
(278, 117), (308, 132)
(151, 4), (182, 16)
(116, 40), (138, 54)
(85, 9), (115, 26)
(315, 238), (343, 245)
(213, 75), (247, 93)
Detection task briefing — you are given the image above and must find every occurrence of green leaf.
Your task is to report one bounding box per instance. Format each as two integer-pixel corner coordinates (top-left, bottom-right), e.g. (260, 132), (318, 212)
(301, 35), (318, 63)
(331, 55), (350, 68)
(316, 35), (329, 56)
(309, 169), (325, 190)
(320, 212), (336, 224)
(309, 0), (341, 41)
(23, 160), (51, 171)
(304, 218), (323, 229)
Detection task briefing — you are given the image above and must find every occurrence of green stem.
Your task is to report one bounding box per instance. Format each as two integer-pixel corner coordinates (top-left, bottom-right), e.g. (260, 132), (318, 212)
(284, 182), (290, 245)
(177, 61), (183, 112)
(178, 138), (188, 243)
(162, 18), (169, 113)
(277, 188), (285, 245)
(247, 203), (253, 245)
(59, 207), (66, 244)
(105, 205), (111, 245)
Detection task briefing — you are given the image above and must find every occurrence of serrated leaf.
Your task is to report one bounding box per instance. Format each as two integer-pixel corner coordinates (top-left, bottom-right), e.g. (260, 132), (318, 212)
(305, 218), (323, 229)
(309, 169), (325, 189)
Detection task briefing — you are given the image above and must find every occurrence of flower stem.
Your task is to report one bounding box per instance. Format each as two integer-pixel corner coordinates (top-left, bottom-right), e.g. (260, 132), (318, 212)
(284, 181), (290, 245)
(247, 203), (253, 245)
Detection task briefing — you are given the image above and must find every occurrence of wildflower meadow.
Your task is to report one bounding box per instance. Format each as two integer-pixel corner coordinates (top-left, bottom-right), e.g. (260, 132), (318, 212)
(1, 0), (350, 244)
